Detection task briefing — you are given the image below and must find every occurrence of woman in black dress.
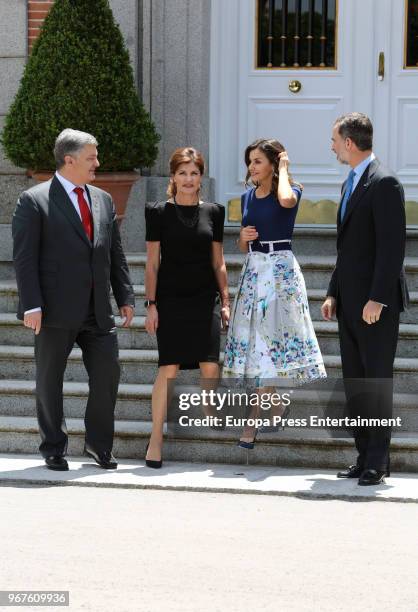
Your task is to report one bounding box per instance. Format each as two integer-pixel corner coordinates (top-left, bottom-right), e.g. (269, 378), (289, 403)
(144, 147), (230, 467)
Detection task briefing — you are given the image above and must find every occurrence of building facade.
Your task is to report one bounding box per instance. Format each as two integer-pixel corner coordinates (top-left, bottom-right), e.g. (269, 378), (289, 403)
(0, 0), (417, 253)
(210, 0), (418, 224)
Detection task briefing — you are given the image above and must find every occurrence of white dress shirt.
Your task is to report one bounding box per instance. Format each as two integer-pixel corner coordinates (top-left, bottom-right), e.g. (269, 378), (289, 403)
(54, 171), (91, 219)
(24, 172), (91, 315)
(351, 152), (375, 192)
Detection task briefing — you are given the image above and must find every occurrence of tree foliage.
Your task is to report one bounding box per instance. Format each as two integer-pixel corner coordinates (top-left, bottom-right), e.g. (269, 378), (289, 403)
(2, 0), (160, 171)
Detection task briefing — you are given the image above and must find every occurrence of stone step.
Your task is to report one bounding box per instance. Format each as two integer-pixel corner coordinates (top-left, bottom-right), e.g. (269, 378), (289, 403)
(124, 254), (418, 289)
(0, 281), (17, 313)
(0, 380), (152, 421)
(223, 227), (418, 258)
(0, 346), (417, 391)
(0, 280), (234, 315)
(306, 290), (417, 323)
(312, 320), (418, 359)
(2, 226), (417, 262)
(0, 379), (416, 430)
(1, 280), (417, 324)
(0, 415), (417, 471)
(135, 287), (418, 322)
(1, 281), (417, 323)
(2, 230), (418, 284)
(1, 314), (417, 359)
(0, 261), (15, 280)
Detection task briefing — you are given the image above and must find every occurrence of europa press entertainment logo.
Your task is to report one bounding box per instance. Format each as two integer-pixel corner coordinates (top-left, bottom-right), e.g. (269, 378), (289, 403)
(176, 389), (294, 429)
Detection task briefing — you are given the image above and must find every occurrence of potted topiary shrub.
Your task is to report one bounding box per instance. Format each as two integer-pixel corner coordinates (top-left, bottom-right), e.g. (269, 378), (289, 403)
(1, 0), (159, 222)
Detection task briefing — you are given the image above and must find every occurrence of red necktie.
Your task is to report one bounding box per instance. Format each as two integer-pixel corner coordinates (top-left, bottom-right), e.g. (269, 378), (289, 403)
(74, 187), (93, 241)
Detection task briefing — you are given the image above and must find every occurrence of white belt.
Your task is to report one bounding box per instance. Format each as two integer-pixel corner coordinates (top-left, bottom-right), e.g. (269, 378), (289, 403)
(249, 239), (291, 253)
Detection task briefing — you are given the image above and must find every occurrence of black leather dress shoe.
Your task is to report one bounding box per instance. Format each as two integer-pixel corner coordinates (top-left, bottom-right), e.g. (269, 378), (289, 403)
(45, 456), (69, 471)
(84, 445), (117, 469)
(337, 465), (363, 478)
(358, 469), (387, 486)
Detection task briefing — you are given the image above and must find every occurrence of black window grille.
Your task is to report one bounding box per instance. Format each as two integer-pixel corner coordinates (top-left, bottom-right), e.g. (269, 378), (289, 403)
(257, 0), (337, 68)
(406, 0), (418, 67)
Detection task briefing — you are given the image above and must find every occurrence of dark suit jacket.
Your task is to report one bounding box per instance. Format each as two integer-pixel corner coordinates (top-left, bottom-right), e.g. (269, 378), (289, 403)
(327, 158), (409, 319)
(12, 175), (135, 330)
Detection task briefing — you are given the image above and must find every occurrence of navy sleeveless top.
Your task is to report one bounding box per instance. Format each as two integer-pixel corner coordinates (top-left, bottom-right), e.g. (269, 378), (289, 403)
(241, 186), (302, 242)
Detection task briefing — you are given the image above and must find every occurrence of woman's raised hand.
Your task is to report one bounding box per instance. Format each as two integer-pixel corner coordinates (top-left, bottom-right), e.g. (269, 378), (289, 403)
(278, 150), (290, 172)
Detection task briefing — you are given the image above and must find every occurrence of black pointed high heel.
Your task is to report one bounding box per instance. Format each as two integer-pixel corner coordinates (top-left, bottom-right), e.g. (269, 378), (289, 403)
(145, 442), (163, 469)
(237, 429), (258, 450)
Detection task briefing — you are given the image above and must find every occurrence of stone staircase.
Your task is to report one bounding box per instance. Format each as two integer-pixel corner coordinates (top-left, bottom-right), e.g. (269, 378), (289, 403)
(0, 227), (417, 470)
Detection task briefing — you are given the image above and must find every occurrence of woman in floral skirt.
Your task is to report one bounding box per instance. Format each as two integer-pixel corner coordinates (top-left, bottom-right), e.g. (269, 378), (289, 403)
(223, 138), (326, 447)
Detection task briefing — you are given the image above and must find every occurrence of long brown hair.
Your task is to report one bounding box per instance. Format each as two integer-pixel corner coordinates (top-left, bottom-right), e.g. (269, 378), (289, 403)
(244, 138), (302, 195)
(167, 147), (205, 198)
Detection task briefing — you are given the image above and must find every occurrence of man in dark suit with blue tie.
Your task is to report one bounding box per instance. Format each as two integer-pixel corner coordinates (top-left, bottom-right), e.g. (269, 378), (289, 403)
(12, 129), (135, 471)
(321, 113), (408, 485)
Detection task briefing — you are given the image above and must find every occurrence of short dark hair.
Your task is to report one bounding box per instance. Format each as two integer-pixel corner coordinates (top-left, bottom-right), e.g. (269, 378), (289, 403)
(334, 113), (373, 151)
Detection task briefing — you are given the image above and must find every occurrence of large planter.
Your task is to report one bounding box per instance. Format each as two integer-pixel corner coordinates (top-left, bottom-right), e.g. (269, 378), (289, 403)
(31, 171), (140, 224)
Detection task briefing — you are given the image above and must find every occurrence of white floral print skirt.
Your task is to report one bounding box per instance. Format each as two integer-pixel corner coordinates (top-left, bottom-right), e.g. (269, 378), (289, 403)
(223, 250), (326, 383)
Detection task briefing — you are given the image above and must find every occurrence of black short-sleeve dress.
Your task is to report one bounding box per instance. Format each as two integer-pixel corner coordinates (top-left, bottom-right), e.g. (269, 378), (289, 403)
(145, 201), (225, 369)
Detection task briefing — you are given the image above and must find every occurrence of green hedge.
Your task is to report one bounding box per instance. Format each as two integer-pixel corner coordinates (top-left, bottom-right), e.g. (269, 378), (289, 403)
(2, 0), (160, 171)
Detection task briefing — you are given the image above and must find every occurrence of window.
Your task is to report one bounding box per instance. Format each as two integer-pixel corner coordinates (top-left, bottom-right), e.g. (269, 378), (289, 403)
(257, 0), (337, 69)
(405, 0), (418, 67)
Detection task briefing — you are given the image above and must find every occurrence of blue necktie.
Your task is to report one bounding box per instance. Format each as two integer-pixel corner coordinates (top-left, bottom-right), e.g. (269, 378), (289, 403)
(340, 169), (356, 222)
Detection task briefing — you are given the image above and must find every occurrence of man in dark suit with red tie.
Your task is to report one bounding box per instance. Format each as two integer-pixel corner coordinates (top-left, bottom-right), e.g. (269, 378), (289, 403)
(12, 129), (135, 471)
(321, 113), (408, 486)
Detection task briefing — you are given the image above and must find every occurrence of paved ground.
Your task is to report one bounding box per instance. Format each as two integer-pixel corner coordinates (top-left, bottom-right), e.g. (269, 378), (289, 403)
(0, 454), (417, 502)
(1, 483), (417, 612)
(1, 455), (417, 611)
